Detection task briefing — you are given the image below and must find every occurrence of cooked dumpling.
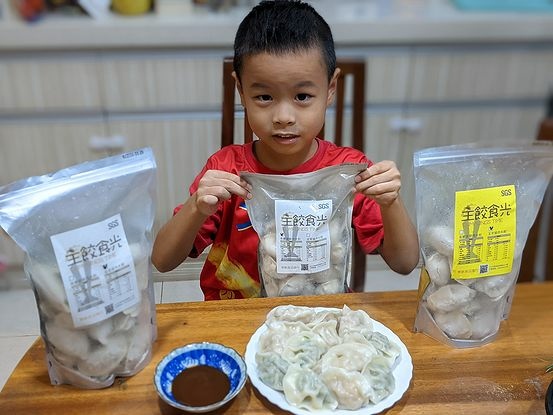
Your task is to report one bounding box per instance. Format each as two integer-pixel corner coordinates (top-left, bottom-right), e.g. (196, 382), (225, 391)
(361, 355), (396, 404)
(266, 305), (316, 324)
(282, 364), (338, 411)
(342, 329), (401, 367)
(321, 342), (378, 373)
(309, 319), (341, 348)
(281, 331), (327, 368)
(320, 366), (372, 410)
(256, 351), (290, 391)
(338, 305), (374, 336)
(259, 321), (310, 354)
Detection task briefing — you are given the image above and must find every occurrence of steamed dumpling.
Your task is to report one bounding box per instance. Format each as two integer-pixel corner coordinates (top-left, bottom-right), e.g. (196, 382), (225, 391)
(321, 342), (378, 373)
(282, 364), (338, 411)
(320, 366), (372, 410)
(256, 351), (290, 391)
(361, 355), (396, 404)
(282, 331), (327, 368)
(338, 304), (374, 336)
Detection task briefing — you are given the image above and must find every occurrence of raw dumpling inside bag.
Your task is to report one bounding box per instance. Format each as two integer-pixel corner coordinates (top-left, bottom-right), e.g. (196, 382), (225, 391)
(0, 148), (158, 388)
(242, 163), (366, 297)
(413, 141), (553, 348)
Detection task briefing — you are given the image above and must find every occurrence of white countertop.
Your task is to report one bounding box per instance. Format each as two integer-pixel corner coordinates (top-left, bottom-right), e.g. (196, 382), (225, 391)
(1, 0), (553, 50)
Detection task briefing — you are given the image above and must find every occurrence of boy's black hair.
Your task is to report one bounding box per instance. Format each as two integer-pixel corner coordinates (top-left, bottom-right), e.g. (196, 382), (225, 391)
(233, 0), (336, 82)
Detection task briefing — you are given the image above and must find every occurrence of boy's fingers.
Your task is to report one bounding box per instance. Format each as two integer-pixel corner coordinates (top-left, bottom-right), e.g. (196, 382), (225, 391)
(202, 170), (252, 198)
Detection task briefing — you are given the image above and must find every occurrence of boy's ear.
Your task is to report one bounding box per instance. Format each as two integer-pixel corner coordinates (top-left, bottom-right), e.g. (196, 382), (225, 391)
(232, 71), (246, 106)
(326, 68), (341, 106)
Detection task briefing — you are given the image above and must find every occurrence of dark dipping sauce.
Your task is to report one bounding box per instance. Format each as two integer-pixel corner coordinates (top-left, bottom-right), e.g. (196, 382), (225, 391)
(172, 365), (231, 407)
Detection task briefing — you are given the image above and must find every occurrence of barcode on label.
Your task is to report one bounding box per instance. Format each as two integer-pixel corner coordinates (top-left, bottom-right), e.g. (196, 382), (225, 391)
(479, 264), (489, 274)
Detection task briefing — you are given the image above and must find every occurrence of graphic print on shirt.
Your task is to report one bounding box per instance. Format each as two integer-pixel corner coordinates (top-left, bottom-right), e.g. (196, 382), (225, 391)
(236, 201), (252, 231)
(206, 242), (261, 299)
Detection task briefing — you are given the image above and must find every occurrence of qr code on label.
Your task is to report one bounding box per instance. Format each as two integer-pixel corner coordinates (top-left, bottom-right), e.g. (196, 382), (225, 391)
(479, 264), (489, 274)
(301, 264), (308, 271)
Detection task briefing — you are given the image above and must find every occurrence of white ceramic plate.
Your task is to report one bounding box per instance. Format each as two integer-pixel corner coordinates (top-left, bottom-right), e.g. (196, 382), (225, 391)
(245, 307), (413, 415)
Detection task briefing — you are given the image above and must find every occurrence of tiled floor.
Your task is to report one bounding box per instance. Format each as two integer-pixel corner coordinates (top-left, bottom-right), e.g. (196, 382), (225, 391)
(0, 261), (420, 392)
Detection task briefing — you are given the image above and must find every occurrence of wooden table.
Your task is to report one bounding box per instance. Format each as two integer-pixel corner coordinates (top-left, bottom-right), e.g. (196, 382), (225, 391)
(1, 282), (552, 415)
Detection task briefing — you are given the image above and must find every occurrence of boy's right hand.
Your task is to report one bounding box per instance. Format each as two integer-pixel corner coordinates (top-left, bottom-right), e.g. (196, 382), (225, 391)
(194, 170), (252, 216)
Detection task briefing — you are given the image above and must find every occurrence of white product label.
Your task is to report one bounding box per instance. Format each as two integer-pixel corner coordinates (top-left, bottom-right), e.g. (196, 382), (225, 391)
(50, 214), (139, 328)
(275, 199), (332, 274)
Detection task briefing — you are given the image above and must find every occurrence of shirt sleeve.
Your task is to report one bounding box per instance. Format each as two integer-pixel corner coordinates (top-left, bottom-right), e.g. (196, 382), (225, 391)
(352, 193), (384, 254)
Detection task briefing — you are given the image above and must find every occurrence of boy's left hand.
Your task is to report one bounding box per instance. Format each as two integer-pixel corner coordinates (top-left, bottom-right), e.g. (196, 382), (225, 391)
(354, 160), (401, 207)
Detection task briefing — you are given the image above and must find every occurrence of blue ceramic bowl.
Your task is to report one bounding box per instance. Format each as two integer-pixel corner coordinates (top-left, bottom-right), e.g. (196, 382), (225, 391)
(154, 342), (247, 413)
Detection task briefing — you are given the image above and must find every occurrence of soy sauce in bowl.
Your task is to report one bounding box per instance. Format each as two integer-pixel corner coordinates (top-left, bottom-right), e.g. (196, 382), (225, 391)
(172, 365), (230, 407)
(154, 342), (247, 413)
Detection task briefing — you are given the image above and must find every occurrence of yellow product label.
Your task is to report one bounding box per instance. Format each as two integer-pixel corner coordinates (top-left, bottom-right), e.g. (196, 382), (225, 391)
(452, 185), (516, 279)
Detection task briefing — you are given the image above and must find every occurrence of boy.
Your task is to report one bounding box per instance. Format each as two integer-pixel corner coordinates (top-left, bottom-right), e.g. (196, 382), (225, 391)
(152, 0), (419, 300)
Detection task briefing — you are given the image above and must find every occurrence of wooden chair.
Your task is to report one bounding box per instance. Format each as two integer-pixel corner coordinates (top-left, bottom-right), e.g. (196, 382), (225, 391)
(518, 133), (553, 282)
(221, 56), (368, 292)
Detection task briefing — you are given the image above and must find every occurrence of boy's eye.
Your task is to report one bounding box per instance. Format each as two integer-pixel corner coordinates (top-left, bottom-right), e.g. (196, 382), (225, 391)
(255, 95), (272, 102)
(296, 93), (312, 102)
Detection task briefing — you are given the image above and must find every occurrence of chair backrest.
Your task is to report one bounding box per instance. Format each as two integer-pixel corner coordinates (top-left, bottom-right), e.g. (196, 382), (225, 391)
(518, 130), (553, 282)
(221, 56), (368, 292)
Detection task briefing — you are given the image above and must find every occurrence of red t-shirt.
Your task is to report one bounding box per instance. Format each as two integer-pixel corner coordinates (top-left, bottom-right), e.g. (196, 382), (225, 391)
(179, 139), (384, 300)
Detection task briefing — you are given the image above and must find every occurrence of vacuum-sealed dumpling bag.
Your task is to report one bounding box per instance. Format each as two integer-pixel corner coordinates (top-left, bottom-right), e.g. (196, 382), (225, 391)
(413, 141), (553, 348)
(0, 148), (158, 388)
(242, 163), (366, 297)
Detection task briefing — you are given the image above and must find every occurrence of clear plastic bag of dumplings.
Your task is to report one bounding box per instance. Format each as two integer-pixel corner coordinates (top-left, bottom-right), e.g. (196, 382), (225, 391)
(241, 163), (366, 297)
(0, 148), (158, 388)
(413, 141), (553, 348)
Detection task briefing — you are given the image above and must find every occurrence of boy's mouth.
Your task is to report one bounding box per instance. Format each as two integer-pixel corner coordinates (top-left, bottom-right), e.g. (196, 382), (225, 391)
(272, 133), (300, 143)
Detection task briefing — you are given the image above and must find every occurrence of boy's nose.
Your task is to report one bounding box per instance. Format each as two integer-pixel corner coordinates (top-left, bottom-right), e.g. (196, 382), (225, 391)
(272, 103), (295, 126)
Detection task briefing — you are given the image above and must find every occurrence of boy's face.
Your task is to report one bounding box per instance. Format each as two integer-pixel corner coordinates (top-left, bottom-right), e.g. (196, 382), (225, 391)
(235, 48), (338, 171)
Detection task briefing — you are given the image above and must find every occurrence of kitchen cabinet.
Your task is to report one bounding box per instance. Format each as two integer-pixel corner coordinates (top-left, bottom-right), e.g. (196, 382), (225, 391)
(101, 52), (223, 111)
(0, 54), (102, 112)
(407, 46), (553, 102)
(0, 119), (107, 264)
